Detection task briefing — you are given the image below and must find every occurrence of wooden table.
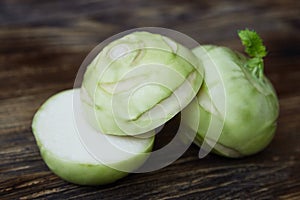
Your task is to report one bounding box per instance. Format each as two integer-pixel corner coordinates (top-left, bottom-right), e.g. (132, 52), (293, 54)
(1, 0), (299, 199)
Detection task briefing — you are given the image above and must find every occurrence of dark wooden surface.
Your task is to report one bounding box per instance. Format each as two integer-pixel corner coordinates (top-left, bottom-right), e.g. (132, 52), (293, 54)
(0, 0), (299, 199)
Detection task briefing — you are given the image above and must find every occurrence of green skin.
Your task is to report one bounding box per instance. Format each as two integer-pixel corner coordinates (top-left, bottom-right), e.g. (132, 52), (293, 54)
(189, 45), (279, 158)
(34, 136), (154, 185)
(31, 90), (154, 186)
(81, 31), (204, 136)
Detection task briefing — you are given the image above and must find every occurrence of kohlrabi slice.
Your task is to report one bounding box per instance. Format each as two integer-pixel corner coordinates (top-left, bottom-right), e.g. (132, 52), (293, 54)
(81, 31), (204, 136)
(184, 29), (279, 158)
(32, 89), (154, 185)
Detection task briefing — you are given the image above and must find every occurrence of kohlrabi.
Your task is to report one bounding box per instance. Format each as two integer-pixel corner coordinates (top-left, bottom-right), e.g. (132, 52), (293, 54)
(184, 29), (279, 158)
(81, 31), (204, 136)
(32, 89), (154, 185)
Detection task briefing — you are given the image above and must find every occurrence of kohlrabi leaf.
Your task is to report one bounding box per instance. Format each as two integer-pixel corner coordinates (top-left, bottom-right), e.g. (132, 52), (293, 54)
(238, 29), (267, 79)
(238, 29), (267, 58)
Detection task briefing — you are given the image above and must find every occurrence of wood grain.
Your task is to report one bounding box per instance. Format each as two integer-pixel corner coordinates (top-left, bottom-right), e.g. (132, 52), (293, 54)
(0, 0), (299, 199)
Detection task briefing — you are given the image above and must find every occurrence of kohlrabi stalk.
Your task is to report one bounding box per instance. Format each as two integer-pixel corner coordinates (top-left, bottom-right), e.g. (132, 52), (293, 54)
(184, 29), (279, 158)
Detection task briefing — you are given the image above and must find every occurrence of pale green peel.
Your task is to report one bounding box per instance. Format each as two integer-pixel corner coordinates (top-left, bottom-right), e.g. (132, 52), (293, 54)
(187, 43), (279, 158)
(39, 147), (127, 185)
(81, 31), (204, 136)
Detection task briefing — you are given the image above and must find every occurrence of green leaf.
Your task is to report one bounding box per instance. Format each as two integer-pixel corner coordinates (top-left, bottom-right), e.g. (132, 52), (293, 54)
(238, 29), (267, 58)
(238, 29), (267, 79)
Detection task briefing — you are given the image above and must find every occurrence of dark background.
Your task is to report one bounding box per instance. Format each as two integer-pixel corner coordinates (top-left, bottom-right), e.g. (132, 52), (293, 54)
(0, 0), (299, 199)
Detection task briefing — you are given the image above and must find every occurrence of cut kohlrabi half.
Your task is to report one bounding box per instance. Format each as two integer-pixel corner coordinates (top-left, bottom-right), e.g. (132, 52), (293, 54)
(32, 89), (154, 185)
(81, 31), (204, 136)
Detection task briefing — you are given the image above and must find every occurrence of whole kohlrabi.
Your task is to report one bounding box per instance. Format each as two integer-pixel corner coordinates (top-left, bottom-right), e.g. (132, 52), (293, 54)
(184, 29), (279, 158)
(81, 31), (204, 136)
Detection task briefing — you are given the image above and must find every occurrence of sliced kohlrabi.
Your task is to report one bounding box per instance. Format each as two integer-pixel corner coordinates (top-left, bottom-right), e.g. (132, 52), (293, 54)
(81, 31), (204, 136)
(32, 89), (154, 185)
